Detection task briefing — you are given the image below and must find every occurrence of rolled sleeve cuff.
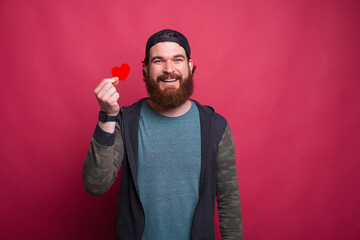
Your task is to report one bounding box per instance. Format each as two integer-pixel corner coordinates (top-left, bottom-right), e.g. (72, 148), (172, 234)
(92, 124), (116, 146)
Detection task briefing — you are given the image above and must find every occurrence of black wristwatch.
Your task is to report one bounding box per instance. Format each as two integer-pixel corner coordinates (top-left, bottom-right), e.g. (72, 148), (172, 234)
(98, 111), (118, 122)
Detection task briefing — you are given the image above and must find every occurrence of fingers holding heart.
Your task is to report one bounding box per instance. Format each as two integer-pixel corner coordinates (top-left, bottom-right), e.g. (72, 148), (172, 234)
(94, 77), (119, 96)
(92, 64), (129, 116)
(97, 82), (117, 101)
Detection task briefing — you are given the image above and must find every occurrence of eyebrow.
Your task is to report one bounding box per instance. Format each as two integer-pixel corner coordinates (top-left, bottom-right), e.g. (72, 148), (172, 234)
(173, 54), (186, 59)
(150, 54), (186, 62)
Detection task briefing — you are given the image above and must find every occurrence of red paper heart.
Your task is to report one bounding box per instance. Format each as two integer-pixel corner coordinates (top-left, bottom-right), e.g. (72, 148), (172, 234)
(111, 63), (130, 81)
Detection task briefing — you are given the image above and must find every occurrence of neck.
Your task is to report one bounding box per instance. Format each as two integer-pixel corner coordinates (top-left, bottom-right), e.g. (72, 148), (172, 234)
(147, 99), (192, 117)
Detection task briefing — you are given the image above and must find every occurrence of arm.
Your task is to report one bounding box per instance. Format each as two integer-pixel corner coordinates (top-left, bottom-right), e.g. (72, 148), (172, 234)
(216, 124), (243, 239)
(83, 76), (123, 195)
(82, 122), (124, 195)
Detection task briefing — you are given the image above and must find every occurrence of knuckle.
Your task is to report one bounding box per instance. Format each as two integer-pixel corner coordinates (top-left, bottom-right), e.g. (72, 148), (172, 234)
(96, 92), (103, 99)
(101, 96), (109, 102)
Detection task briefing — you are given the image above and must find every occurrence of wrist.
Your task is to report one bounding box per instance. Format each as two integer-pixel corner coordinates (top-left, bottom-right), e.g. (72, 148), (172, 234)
(100, 107), (119, 116)
(98, 121), (116, 134)
(106, 112), (119, 116)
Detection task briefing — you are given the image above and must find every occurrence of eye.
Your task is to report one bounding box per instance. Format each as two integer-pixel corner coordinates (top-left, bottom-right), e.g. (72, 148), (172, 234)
(174, 58), (183, 62)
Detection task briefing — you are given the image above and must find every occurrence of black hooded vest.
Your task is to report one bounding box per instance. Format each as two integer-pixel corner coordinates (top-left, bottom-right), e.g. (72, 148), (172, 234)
(115, 98), (227, 240)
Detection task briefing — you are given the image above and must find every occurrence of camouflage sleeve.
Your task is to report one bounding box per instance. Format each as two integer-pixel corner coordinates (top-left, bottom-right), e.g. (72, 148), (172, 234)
(216, 124), (243, 239)
(82, 122), (124, 195)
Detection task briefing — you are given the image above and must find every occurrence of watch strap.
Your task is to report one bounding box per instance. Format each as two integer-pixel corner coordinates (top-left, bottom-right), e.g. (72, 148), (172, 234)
(98, 111), (118, 122)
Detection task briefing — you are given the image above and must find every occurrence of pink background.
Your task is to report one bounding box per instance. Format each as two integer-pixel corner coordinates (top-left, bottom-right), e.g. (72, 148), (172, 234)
(1, 0), (359, 239)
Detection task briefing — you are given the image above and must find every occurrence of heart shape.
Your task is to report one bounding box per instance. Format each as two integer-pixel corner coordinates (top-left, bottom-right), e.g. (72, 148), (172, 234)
(111, 63), (130, 81)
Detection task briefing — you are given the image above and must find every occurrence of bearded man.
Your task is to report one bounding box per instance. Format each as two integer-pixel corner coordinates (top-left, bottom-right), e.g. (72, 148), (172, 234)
(83, 29), (243, 240)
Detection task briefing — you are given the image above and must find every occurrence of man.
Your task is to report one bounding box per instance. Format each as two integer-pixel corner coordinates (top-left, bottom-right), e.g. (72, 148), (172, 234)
(83, 29), (242, 240)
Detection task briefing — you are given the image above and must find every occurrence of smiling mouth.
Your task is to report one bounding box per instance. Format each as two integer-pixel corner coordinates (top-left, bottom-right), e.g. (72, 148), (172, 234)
(161, 79), (178, 82)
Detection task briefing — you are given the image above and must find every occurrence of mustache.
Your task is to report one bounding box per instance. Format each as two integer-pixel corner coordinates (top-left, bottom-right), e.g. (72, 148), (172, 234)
(156, 73), (182, 82)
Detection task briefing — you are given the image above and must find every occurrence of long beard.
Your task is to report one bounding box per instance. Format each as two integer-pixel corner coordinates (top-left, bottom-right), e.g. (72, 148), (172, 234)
(144, 71), (194, 109)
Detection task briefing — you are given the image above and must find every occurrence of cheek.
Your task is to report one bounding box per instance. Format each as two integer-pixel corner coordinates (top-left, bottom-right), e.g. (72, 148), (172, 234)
(148, 66), (162, 77)
(182, 65), (191, 77)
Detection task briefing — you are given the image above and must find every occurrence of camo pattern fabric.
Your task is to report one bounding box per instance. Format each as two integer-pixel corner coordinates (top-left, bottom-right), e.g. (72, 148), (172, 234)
(83, 122), (242, 239)
(216, 124), (243, 239)
(82, 122), (124, 195)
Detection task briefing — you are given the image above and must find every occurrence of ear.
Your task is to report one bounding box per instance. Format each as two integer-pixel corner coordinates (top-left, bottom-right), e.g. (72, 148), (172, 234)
(143, 63), (148, 75)
(188, 59), (194, 72)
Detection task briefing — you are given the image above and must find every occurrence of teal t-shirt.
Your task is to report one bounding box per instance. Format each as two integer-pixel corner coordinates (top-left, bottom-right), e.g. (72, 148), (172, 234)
(137, 100), (201, 240)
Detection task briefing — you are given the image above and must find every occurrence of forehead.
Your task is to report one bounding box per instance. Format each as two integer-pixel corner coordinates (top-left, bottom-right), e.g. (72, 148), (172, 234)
(149, 42), (186, 58)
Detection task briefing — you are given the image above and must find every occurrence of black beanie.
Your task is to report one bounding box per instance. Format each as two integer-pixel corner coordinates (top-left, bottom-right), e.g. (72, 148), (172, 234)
(145, 29), (191, 60)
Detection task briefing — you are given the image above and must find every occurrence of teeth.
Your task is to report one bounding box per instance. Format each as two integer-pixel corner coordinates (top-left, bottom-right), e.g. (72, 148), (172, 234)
(163, 79), (177, 82)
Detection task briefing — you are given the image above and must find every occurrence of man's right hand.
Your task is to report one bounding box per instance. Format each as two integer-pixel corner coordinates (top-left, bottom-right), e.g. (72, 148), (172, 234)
(94, 77), (120, 133)
(94, 77), (120, 116)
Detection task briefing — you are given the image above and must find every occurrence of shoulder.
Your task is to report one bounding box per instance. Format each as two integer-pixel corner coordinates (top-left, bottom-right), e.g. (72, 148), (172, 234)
(120, 98), (148, 113)
(191, 99), (227, 121)
(117, 98), (148, 125)
(191, 99), (228, 141)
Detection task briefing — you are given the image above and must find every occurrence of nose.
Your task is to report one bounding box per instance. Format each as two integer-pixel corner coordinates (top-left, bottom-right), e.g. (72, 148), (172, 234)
(163, 60), (175, 74)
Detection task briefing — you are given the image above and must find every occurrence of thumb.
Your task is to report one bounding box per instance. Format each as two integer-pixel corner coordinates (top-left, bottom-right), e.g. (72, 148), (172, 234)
(105, 77), (119, 87)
